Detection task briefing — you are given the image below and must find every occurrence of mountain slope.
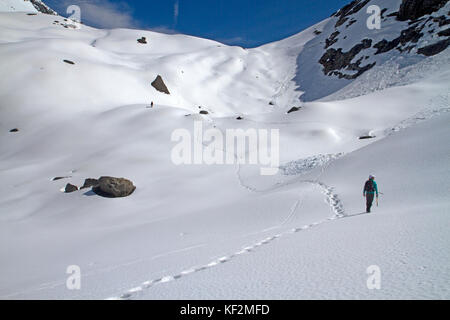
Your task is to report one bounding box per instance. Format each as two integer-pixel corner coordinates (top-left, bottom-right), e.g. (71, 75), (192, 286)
(293, 0), (450, 101)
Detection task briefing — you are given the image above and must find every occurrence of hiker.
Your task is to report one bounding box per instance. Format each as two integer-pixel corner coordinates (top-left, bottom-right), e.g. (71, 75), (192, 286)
(363, 175), (379, 213)
(151, 101), (154, 108)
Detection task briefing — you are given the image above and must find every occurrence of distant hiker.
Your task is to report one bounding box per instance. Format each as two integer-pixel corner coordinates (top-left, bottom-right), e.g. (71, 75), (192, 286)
(363, 175), (379, 213)
(151, 101), (154, 108)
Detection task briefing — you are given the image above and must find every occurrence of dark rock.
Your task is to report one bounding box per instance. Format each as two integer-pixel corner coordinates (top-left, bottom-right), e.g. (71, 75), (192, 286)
(398, 0), (448, 21)
(417, 38), (450, 55)
(30, 0), (57, 15)
(9, 128), (19, 133)
(346, 19), (357, 28)
(236, 116), (244, 120)
(334, 0), (370, 28)
(53, 176), (71, 181)
(319, 39), (375, 79)
(438, 28), (450, 36)
(63, 59), (75, 65)
(433, 15), (450, 26)
(287, 107), (301, 114)
(81, 178), (99, 189)
(151, 75), (170, 94)
(92, 177), (136, 198)
(269, 101), (275, 106)
(314, 30), (322, 35)
(359, 135), (376, 140)
(325, 31), (340, 49)
(373, 25), (424, 54)
(27, 13), (37, 16)
(199, 110), (209, 115)
(65, 183), (78, 193)
(387, 12), (399, 18)
(137, 37), (147, 44)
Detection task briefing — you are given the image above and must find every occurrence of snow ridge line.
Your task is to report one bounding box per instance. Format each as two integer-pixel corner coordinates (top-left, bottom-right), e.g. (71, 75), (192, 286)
(105, 181), (345, 300)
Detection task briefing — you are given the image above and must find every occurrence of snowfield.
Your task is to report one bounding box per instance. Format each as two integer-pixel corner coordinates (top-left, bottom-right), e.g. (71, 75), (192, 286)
(0, 0), (449, 300)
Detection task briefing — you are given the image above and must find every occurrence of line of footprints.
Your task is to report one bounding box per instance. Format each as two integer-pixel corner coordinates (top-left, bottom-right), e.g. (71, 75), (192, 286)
(107, 181), (345, 300)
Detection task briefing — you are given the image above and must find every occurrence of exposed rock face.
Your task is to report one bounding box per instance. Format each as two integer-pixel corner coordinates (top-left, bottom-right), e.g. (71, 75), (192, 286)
(9, 128), (19, 132)
(93, 177), (136, 198)
(151, 75), (170, 94)
(63, 59), (75, 65)
(418, 38), (450, 55)
(438, 28), (450, 36)
(433, 15), (450, 26)
(199, 110), (209, 115)
(373, 25), (424, 54)
(333, 0), (370, 27)
(30, 0), (57, 15)
(325, 31), (340, 49)
(398, 0), (449, 21)
(65, 183), (78, 193)
(319, 39), (375, 79)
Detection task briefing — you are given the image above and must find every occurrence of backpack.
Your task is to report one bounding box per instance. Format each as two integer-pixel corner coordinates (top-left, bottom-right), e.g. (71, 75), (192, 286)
(364, 180), (375, 192)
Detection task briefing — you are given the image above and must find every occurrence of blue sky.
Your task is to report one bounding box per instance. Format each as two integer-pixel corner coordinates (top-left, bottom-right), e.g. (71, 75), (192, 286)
(46, 0), (351, 47)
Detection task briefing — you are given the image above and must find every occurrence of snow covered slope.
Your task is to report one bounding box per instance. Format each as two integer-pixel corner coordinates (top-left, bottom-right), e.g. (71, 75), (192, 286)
(0, 0), (449, 299)
(0, 0), (56, 14)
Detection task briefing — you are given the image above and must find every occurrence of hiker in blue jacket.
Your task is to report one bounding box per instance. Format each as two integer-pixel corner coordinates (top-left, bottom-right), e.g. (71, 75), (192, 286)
(363, 175), (378, 213)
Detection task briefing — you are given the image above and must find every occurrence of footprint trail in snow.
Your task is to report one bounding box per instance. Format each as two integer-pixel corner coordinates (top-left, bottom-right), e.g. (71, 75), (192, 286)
(106, 181), (346, 300)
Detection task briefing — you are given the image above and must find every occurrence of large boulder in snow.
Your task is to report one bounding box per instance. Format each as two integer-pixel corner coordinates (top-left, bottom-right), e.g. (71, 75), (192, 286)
(93, 177), (136, 198)
(398, 0), (448, 21)
(151, 75), (170, 94)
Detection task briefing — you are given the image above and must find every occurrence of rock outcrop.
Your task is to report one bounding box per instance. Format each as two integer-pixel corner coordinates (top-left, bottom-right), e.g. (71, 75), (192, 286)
(151, 75), (170, 94)
(398, 0), (449, 21)
(92, 177), (136, 198)
(137, 37), (147, 44)
(30, 0), (57, 15)
(418, 38), (450, 55)
(333, 0), (371, 27)
(319, 39), (376, 79)
(65, 183), (78, 193)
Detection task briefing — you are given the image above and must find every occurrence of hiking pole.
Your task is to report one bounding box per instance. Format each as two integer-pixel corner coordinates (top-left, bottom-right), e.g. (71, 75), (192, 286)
(376, 196), (379, 207)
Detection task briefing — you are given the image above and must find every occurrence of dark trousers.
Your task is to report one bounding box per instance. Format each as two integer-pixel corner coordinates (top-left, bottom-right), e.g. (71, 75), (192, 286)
(366, 193), (375, 212)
